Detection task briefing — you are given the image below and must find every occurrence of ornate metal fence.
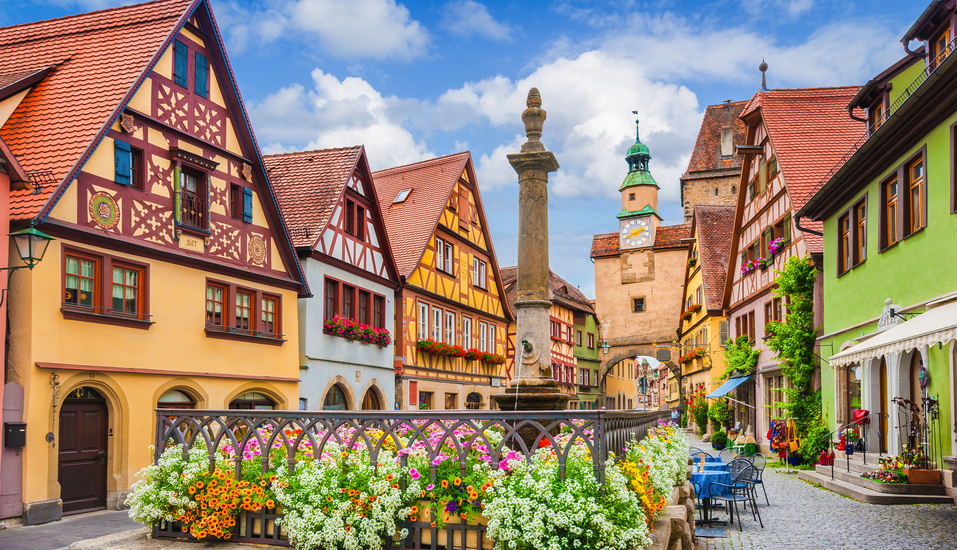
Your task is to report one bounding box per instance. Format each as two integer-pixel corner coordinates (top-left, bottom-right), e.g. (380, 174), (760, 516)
(152, 408), (670, 547)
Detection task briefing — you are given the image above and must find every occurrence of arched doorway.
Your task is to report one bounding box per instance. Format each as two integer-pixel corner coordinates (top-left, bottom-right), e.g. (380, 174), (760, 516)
(465, 392), (482, 410)
(229, 392), (275, 410)
(908, 353), (922, 404)
(361, 387), (383, 410)
(323, 385), (349, 410)
(59, 387), (108, 514)
(157, 389), (196, 409)
(879, 358), (888, 452)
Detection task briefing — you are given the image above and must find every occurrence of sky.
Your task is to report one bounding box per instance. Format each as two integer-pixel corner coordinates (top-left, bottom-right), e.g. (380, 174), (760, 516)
(1, 0), (931, 297)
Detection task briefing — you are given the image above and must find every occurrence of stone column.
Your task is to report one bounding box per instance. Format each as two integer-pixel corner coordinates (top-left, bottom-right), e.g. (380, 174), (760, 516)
(492, 89), (569, 412)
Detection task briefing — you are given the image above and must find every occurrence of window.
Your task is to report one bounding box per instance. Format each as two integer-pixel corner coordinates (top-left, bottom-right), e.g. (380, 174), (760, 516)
(299, 398), (308, 411)
(65, 253), (98, 309)
(762, 226), (773, 257)
(587, 333), (595, 348)
(445, 311), (455, 344)
(766, 156), (778, 180)
(695, 286), (703, 306)
(758, 157), (767, 195)
(576, 330), (583, 346)
(344, 198), (366, 240)
(262, 296), (278, 336)
(466, 393), (481, 410)
(194, 52), (209, 98)
(418, 303), (428, 340)
(720, 128), (733, 157)
(180, 167), (208, 229)
(436, 237), (445, 272)
(111, 264), (143, 316)
(206, 283), (226, 326)
(883, 176), (899, 248)
(130, 147), (144, 190)
(764, 301), (773, 333)
(479, 321), (488, 352)
(346, 198), (356, 235)
(358, 290), (370, 325)
(869, 101), (884, 133)
(173, 40), (188, 87)
(114, 140), (142, 187)
(488, 325), (496, 352)
(930, 27), (951, 71)
(393, 189), (411, 203)
(229, 392), (275, 410)
(230, 184), (243, 220)
(444, 393), (457, 410)
(471, 258), (487, 289)
(719, 320), (729, 346)
(324, 278), (338, 320)
(629, 193), (635, 200)
(323, 385), (348, 410)
(235, 290), (252, 330)
(444, 241), (453, 273)
(419, 391), (433, 410)
(463, 317), (472, 348)
(158, 389), (196, 410)
(907, 158), (924, 235)
(432, 307), (442, 341)
(773, 297), (783, 322)
(356, 205), (365, 240)
(856, 200), (867, 263)
(838, 212), (851, 275)
(633, 297), (645, 312)
(341, 284), (354, 318)
(373, 296), (385, 329)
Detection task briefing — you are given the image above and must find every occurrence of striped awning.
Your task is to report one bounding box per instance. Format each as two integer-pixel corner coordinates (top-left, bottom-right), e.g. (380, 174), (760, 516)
(829, 299), (957, 367)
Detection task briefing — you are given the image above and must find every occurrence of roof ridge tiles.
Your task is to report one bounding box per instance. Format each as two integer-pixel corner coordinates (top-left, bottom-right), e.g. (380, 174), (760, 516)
(262, 146), (362, 158)
(372, 151), (469, 176)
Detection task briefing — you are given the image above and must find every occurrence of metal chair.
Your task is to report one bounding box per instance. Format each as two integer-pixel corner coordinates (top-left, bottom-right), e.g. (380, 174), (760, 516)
(719, 448), (736, 463)
(691, 481), (704, 521)
(709, 464), (764, 531)
(750, 454), (769, 505)
(727, 457), (750, 481)
(689, 446), (707, 456)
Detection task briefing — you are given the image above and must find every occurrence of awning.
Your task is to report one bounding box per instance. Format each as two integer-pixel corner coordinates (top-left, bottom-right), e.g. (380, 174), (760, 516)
(829, 299), (957, 367)
(706, 375), (752, 399)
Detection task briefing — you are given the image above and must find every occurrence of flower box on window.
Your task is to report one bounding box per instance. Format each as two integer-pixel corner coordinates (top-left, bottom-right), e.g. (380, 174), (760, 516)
(756, 257), (771, 270)
(687, 257), (697, 268)
(768, 237), (785, 256)
(323, 314), (391, 347)
(417, 339), (467, 358)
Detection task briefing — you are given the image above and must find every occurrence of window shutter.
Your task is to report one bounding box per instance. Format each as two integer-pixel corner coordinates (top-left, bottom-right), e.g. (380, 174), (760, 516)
(114, 140), (131, 185)
(783, 214), (792, 243)
(174, 41), (188, 87)
(242, 188), (253, 223)
(195, 52), (209, 98)
(719, 320), (729, 346)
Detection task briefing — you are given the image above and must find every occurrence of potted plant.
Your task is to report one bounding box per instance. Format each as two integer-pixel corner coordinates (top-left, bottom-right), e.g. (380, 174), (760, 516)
(711, 429), (728, 451)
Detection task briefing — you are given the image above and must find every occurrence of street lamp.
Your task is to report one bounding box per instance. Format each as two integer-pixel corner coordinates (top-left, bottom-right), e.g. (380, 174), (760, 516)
(0, 221), (54, 307)
(601, 341), (610, 355)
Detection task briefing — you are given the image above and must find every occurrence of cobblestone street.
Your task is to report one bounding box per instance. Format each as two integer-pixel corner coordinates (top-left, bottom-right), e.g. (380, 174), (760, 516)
(697, 462), (957, 550)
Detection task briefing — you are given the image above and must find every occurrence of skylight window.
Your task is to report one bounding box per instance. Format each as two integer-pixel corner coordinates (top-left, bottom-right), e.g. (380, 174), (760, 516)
(393, 189), (412, 204)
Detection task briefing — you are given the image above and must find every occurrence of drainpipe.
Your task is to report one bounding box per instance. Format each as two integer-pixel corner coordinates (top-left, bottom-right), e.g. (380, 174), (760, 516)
(794, 216), (823, 237)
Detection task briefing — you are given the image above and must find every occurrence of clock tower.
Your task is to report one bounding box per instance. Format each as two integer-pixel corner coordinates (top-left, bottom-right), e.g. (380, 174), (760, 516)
(618, 118), (661, 250)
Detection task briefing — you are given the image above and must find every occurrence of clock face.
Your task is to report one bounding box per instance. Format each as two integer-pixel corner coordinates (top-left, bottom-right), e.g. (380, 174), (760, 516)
(620, 217), (651, 248)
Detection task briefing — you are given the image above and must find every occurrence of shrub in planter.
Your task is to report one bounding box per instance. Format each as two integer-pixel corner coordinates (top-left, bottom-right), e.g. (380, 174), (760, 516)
(708, 399), (728, 432)
(711, 430), (728, 450)
(691, 396), (709, 436)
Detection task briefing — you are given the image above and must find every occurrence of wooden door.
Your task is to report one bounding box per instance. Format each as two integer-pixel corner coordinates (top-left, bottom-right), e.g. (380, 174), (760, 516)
(58, 393), (108, 514)
(879, 360), (888, 453)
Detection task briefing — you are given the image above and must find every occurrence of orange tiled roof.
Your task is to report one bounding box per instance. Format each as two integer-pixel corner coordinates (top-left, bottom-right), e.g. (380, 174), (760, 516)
(740, 87), (864, 252)
(372, 152), (470, 277)
(682, 101), (747, 179)
(653, 223), (691, 250)
(265, 147), (362, 249)
(0, 0), (193, 220)
(693, 205), (735, 310)
(589, 232), (619, 258)
(500, 266), (595, 316)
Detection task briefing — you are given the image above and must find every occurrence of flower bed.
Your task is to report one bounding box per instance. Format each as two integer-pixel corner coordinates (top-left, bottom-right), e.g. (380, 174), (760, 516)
(323, 315), (391, 347)
(130, 412), (683, 550)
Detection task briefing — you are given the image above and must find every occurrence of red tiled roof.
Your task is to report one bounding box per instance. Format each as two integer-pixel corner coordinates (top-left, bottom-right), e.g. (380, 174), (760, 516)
(500, 266), (595, 316)
(682, 101), (747, 179)
(740, 87), (864, 252)
(0, 0), (193, 219)
(653, 223), (691, 250)
(693, 205), (735, 310)
(372, 152), (469, 277)
(264, 147), (362, 248)
(590, 232), (619, 258)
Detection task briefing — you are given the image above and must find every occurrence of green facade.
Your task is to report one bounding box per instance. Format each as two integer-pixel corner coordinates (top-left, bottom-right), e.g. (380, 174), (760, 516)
(574, 313), (602, 409)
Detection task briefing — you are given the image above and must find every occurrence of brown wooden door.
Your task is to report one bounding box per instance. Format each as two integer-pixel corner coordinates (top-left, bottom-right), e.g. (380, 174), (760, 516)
(58, 396), (108, 514)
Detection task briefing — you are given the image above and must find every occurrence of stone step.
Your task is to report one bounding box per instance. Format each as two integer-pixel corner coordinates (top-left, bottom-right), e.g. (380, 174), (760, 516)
(813, 465), (948, 495)
(818, 457), (881, 475)
(798, 470), (956, 505)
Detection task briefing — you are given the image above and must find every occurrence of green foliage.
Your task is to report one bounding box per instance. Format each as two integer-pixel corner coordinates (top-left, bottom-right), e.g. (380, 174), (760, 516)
(691, 395), (709, 435)
(680, 410), (688, 428)
(723, 336), (760, 378)
(708, 399), (729, 431)
(798, 417), (831, 467)
(711, 429), (728, 448)
(765, 255), (821, 441)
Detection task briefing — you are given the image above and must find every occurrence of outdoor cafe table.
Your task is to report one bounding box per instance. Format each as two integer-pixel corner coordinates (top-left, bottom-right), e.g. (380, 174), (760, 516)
(691, 470), (732, 524)
(692, 457), (729, 471)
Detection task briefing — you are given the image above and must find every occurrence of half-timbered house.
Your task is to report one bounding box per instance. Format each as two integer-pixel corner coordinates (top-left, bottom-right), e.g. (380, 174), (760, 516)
(501, 267), (600, 409)
(0, 0), (307, 523)
(722, 85), (863, 449)
(266, 146), (400, 411)
(372, 153), (511, 410)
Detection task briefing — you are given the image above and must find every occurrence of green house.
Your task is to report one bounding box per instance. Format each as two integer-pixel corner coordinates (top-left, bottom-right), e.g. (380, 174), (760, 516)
(798, 0), (957, 460)
(574, 311), (602, 409)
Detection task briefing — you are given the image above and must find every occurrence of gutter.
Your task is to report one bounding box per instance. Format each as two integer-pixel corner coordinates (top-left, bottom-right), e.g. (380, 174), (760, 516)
(794, 216), (823, 236)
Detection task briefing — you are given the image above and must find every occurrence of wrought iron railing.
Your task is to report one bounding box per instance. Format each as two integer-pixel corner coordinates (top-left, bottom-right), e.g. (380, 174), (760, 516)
(152, 408), (670, 546)
(822, 411), (887, 480)
(180, 191), (208, 230)
(803, 35), (957, 210)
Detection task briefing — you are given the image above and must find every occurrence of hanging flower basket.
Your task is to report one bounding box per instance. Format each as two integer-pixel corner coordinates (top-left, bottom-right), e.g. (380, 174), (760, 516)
(687, 257), (697, 268)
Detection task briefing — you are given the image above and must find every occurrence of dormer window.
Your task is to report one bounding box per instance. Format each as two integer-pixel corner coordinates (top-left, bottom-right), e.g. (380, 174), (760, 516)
(930, 27), (951, 71)
(869, 100), (884, 134)
(393, 189), (411, 204)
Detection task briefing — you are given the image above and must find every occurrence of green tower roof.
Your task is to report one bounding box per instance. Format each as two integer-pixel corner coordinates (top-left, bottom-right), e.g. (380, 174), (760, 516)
(619, 117), (656, 191)
(616, 204), (660, 219)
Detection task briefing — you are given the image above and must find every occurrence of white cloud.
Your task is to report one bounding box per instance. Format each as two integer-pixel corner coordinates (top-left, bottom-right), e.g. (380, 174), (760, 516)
(216, 0), (429, 60)
(441, 1), (515, 42)
(249, 69), (433, 170)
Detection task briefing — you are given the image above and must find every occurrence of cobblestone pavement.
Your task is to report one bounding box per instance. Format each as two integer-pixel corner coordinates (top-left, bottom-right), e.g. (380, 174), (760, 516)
(0, 510), (139, 550)
(693, 443), (957, 550)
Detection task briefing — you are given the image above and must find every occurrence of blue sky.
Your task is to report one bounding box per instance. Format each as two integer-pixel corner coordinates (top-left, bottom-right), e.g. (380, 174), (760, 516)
(2, 0), (930, 297)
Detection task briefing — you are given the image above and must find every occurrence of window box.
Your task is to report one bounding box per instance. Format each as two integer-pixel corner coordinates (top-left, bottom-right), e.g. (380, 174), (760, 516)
(60, 306), (154, 329)
(322, 314), (391, 347)
(757, 257), (771, 270)
(687, 257), (697, 268)
(204, 325), (285, 345)
(768, 237), (785, 256)
(417, 339), (466, 358)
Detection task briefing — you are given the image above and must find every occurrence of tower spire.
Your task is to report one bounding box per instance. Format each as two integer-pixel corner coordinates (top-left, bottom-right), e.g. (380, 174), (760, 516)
(759, 58), (769, 92)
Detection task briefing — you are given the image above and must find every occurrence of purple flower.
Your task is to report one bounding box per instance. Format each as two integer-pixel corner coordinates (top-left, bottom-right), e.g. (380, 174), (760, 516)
(445, 500), (458, 513)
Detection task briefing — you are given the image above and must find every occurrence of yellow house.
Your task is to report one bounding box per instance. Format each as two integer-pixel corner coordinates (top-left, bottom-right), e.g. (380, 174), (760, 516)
(0, 0), (307, 523)
(373, 153), (512, 410)
(677, 205), (735, 425)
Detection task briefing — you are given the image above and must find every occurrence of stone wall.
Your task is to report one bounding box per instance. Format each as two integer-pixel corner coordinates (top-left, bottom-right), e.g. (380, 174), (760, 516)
(681, 174), (739, 223)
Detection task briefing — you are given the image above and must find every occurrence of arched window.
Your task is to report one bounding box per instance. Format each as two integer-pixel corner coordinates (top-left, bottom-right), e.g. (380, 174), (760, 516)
(157, 389), (196, 409)
(323, 385), (348, 410)
(65, 387), (103, 400)
(229, 392), (275, 410)
(361, 388), (383, 410)
(465, 392), (481, 410)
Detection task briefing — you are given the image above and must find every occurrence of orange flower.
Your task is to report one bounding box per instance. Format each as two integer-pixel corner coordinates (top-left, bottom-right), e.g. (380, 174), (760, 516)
(453, 477), (462, 486)
(341, 451), (349, 458)
(410, 506), (419, 513)
(410, 515), (418, 522)
(195, 481), (204, 488)
(441, 480), (449, 488)
(341, 488), (348, 494)
(188, 487), (196, 494)
(386, 474), (394, 481)
(265, 500), (275, 509)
